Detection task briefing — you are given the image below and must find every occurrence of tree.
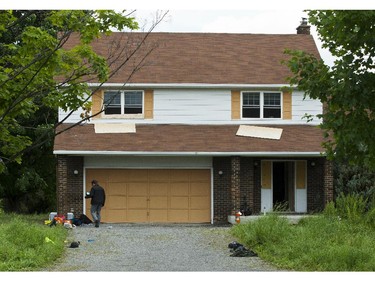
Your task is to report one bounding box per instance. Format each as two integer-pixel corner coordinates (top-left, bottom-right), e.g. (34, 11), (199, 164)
(0, 10), (166, 212)
(284, 10), (375, 168)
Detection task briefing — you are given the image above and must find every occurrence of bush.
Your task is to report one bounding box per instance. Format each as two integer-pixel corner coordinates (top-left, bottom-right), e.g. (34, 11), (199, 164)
(334, 162), (375, 201)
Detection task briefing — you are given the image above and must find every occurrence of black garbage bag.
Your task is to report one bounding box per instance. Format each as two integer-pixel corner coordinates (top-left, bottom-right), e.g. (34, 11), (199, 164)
(228, 241), (257, 257)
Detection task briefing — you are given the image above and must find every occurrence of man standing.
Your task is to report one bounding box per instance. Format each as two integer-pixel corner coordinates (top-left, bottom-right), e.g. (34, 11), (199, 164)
(85, 179), (106, 227)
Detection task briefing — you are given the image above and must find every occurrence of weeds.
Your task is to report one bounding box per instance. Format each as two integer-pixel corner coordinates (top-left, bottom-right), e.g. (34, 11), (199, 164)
(0, 213), (67, 271)
(231, 195), (375, 271)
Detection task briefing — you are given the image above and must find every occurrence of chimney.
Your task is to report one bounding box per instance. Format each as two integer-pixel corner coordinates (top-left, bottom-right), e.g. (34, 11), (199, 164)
(296, 17), (310, 35)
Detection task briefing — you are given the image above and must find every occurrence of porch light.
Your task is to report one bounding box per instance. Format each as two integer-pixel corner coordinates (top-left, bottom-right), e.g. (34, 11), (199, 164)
(310, 162), (316, 167)
(73, 170), (79, 175)
(218, 170), (223, 176)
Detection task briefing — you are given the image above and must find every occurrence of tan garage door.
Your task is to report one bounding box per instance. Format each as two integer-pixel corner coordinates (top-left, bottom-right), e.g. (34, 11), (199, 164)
(85, 169), (211, 223)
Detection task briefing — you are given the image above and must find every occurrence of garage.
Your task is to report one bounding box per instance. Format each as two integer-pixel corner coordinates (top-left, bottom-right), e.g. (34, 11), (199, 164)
(85, 169), (211, 223)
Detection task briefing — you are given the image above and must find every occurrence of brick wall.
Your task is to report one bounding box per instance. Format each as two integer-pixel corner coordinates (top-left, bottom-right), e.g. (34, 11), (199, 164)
(56, 155), (84, 216)
(230, 156), (241, 215)
(324, 159), (334, 203)
(240, 158), (255, 214)
(212, 157), (231, 223)
(307, 158), (325, 212)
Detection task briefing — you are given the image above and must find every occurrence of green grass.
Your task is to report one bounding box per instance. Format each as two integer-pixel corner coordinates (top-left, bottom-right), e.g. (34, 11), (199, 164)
(231, 214), (375, 271)
(0, 213), (68, 271)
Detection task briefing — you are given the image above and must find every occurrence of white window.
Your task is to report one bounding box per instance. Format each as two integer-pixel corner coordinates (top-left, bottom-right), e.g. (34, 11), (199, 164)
(103, 90), (143, 116)
(242, 91), (281, 119)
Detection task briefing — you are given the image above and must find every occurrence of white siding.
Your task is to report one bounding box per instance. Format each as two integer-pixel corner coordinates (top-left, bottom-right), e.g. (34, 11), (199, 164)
(57, 88), (323, 125)
(153, 89), (231, 123)
(292, 91), (323, 124)
(58, 107), (84, 123)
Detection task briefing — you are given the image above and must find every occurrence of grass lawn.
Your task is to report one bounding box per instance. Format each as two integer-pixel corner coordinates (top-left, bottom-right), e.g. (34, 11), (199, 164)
(231, 214), (375, 271)
(0, 213), (68, 271)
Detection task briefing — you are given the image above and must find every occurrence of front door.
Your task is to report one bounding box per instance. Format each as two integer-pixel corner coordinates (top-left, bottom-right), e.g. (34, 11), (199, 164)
(261, 160), (307, 213)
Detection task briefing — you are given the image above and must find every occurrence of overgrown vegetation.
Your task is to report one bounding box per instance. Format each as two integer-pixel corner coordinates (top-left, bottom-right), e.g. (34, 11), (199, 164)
(0, 213), (67, 271)
(231, 195), (375, 271)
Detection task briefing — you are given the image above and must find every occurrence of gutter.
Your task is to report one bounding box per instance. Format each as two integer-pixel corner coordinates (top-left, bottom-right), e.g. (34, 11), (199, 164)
(53, 150), (324, 157)
(87, 83), (297, 90)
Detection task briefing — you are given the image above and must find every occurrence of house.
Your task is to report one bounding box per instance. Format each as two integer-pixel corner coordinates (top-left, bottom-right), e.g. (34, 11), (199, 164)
(53, 20), (333, 224)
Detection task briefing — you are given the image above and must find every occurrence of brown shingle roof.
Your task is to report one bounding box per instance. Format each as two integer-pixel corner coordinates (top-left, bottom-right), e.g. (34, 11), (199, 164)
(64, 32), (320, 85)
(54, 124), (325, 155)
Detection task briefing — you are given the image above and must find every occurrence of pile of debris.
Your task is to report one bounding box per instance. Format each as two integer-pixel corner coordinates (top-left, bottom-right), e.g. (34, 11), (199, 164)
(228, 241), (257, 257)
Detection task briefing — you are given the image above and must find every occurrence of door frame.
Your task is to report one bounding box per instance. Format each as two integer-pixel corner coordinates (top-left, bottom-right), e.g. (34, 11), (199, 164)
(261, 160), (307, 213)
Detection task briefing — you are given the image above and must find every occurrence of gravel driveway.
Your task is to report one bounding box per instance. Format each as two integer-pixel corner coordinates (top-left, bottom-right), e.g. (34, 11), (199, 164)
(45, 223), (277, 272)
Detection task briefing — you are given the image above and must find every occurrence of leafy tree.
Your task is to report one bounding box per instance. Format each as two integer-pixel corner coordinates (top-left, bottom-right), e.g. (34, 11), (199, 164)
(284, 10), (375, 168)
(0, 10), (140, 171)
(0, 10), (166, 212)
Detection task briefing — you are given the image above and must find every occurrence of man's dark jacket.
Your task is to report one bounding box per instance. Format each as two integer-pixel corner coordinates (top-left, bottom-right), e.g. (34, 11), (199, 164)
(86, 184), (106, 206)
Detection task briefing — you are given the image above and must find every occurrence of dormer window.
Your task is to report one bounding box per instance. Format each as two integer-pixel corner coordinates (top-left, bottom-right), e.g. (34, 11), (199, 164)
(242, 91), (281, 119)
(103, 90), (143, 116)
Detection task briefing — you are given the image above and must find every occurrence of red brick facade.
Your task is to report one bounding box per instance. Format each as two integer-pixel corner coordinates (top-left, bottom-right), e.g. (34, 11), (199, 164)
(56, 155), (334, 224)
(212, 156), (333, 223)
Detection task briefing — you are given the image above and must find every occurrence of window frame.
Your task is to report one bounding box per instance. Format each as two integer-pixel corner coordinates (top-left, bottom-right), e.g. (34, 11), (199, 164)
(102, 90), (144, 118)
(241, 91), (282, 119)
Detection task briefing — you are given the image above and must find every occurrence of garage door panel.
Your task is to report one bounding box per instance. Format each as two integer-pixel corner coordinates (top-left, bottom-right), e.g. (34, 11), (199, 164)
(170, 197), (189, 209)
(149, 197), (168, 209)
(191, 183), (211, 196)
(149, 170), (170, 181)
(105, 209), (126, 222)
(86, 170), (108, 183)
(108, 170), (127, 182)
(191, 170), (211, 181)
(169, 210), (189, 222)
(128, 197), (148, 209)
(128, 210), (148, 222)
(128, 183), (148, 196)
(107, 183), (126, 195)
(149, 210), (168, 222)
(191, 196), (210, 209)
(149, 183), (168, 196)
(107, 195), (126, 209)
(171, 183), (189, 196)
(170, 170), (190, 182)
(125, 170), (149, 182)
(190, 210), (210, 222)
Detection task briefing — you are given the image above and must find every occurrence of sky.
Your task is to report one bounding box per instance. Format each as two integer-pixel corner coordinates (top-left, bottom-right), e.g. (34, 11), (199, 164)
(5, 0), (375, 68)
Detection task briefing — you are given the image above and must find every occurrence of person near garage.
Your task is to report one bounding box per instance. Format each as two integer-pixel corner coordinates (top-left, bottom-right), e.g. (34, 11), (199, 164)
(85, 179), (106, 227)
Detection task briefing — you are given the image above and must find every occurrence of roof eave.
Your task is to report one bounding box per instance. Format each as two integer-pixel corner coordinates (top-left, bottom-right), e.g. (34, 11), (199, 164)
(53, 150), (325, 157)
(87, 83), (297, 90)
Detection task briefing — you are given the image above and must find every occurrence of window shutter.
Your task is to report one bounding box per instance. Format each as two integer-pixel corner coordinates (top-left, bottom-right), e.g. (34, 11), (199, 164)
(231, 90), (241, 120)
(296, 160), (306, 189)
(144, 89), (154, 119)
(261, 161), (272, 189)
(91, 90), (103, 119)
(282, 91), (292, 119)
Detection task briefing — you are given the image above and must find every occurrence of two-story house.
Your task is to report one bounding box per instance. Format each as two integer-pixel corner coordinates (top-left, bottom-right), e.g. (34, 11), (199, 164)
(53, 21), (333, 224)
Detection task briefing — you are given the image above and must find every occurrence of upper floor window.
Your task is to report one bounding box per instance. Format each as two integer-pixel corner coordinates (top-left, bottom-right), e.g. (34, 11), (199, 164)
(103, 90), (143, 116)
(242, 91), (281, 119)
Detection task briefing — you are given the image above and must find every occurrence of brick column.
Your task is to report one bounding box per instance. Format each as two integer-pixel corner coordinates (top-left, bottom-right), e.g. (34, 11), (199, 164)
(324, 159), (334, 204)
(212, 157), (231, 224)
(56, 155), (68, 214)
(230, 156), (241, 215)
(56, 155), (84, 216)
